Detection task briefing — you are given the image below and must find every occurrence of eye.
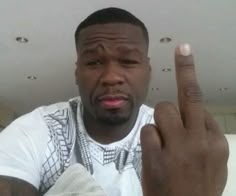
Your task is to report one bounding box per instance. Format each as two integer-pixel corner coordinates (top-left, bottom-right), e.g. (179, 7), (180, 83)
(120, 59), (139, 66)
(86, 59), (103, 66)
(120, 59), (140, 68)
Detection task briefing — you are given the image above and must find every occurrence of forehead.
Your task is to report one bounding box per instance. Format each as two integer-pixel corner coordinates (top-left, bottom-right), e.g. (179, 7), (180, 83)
(77, 23), (147, 53)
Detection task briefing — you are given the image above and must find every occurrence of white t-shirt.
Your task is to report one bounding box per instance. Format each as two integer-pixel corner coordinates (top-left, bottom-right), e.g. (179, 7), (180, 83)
(0, 97), (154, 195)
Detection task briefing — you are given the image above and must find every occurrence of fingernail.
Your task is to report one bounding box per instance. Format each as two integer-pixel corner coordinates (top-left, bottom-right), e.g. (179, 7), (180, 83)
(179, 43), (191, 56)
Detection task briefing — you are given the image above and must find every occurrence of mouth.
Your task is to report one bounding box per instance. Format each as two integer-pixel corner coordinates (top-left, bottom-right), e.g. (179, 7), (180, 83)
(96, 94), (129, 109)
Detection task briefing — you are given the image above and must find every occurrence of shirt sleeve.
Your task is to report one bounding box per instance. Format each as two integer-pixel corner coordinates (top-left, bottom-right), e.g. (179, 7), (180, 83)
(0, 108), (49, 189)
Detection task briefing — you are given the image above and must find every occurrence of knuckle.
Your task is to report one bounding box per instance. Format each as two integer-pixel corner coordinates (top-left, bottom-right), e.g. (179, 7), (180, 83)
(177, 55), (194, 68)
(184, 82), (203, 103)
(198, 144), (209, 157)
(215, 136), (229, 160)
(141, 124), (155, 133)
(187, 140), (209, 159)
(193, 141), (209, 158)
(205, 113), (220, 130)
(154, 102), (179, 121)
(140, 124), (157, 141)
(155, 101), (177, 112)
(141, 124), (154, 138)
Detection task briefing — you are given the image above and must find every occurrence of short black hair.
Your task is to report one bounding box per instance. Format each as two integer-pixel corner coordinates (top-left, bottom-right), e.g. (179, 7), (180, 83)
(75, 7), (149, 49)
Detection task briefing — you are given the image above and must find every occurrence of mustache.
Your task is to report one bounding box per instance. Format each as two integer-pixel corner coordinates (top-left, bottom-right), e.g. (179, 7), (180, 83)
(92, 88), (132, 102)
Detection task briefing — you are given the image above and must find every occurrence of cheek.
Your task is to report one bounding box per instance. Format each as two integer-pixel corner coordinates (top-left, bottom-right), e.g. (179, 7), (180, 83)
(77, 71), (97, 95)
(127, 69), (150, 100)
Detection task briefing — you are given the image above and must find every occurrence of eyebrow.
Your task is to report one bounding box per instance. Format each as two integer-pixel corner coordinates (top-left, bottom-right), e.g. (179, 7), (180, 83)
(116, 46), (143, 56)
(80, 44), (106, 55)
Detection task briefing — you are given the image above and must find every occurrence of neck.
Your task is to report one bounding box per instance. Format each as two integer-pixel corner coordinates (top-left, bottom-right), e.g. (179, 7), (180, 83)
(83, 109), (139, 144)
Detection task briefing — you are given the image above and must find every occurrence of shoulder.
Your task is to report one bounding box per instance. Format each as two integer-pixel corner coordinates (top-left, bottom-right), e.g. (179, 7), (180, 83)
(9, 101), (69, 129)
(39, 100), (71, 116)
(5, 97), (80, 137)
(27, 97), (81, 120)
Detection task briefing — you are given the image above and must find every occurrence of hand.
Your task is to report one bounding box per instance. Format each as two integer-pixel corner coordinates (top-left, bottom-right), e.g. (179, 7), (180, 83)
(141, 44), (229, 196)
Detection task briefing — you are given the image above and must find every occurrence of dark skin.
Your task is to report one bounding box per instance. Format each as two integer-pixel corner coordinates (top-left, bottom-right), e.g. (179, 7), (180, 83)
(141, 46), (229, 196)
(0, 23), (228, 196)
(75, 23), (151, 144)
(0, 176), (38, 196)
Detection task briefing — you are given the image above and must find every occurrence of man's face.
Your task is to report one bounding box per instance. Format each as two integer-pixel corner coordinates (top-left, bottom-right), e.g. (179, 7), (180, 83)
(75, 23), (151, 125)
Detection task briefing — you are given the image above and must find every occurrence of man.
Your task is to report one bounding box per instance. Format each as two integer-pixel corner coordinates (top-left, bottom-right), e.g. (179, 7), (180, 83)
(0, 7), (228, 196)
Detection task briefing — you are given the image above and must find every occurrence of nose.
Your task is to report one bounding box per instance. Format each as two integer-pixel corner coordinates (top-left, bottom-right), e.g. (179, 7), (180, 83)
(100, 62), (125, 86)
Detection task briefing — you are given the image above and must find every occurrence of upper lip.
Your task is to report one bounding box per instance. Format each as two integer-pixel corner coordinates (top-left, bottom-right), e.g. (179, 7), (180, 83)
(97, 94), (129, 101)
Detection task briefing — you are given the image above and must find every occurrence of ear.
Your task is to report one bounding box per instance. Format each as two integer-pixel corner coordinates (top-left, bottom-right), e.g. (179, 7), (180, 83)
(147, 57), (152, 72)
(75, 62), (79, 85)
(146, 57), (152, 84)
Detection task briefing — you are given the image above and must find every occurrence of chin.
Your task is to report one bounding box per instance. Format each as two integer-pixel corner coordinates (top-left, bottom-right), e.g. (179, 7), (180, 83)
(93, 100), (135, 125)
(98, 116), (129, 125)
(96, 110), (131, 125)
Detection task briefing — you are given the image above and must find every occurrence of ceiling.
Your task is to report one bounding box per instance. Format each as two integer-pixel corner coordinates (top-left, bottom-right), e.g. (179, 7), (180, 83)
(0, 0), (236, 116)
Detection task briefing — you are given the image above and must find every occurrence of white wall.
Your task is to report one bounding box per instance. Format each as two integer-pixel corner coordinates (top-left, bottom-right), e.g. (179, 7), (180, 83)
(207, 105), (236, 113)
(207, 105), (236, 134)
(0, 104), (15, 128)
(212, 114), (236, 134)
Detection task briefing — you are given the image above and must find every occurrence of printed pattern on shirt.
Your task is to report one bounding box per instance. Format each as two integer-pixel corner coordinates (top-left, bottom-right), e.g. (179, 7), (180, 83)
(39, 108), (75, 194)
(88, 140), (142, 177)
(37, 98), (153, 195)
(73, 100), (94, 174)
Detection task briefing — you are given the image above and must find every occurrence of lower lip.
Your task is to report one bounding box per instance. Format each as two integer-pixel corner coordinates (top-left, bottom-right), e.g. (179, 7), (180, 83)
(99, 99), (127, 109)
